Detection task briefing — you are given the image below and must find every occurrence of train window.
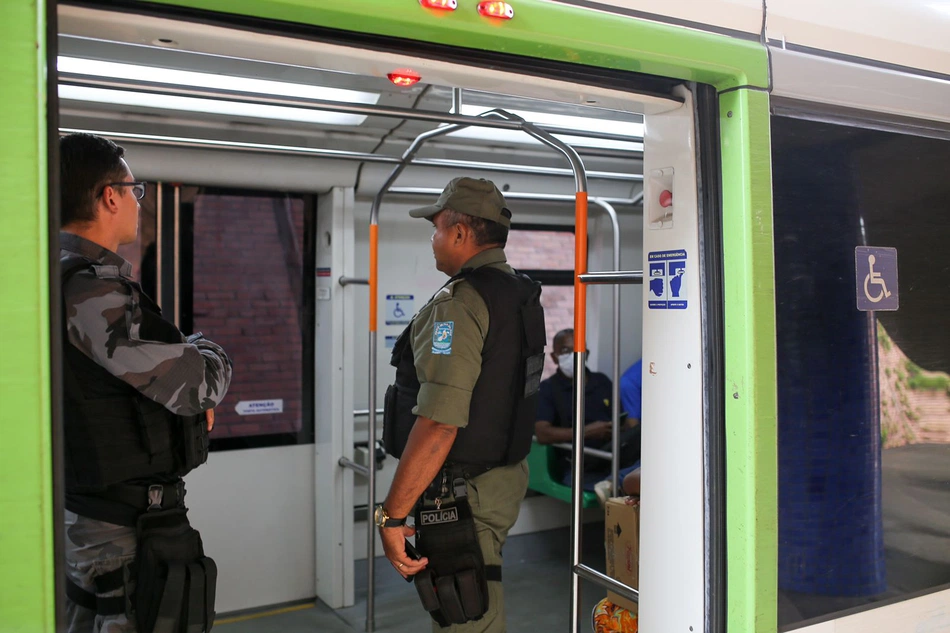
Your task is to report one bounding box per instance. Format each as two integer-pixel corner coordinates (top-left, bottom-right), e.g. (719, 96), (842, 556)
(506, 225), (575, 378)
(772, 116), (950, 628)
(180, 187), (316, 450)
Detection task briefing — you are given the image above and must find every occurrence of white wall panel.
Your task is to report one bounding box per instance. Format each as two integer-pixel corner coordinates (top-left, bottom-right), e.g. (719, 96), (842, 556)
(794, 588), (950, 633)
(770, 49), (950, 126)
(638, 89), (705, 633)
(185, 445), (316, 613)
(550, 0), (762, 36)
(768, 0), (950, 77)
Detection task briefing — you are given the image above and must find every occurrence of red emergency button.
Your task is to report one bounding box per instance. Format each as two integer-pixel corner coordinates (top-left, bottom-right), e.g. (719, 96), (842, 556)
(659, 189), (673, 208)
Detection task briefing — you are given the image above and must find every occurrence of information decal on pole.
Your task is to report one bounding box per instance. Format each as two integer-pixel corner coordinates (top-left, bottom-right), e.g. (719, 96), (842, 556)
(647, 249), (687, 310)
(855, 246), (899, 311)
(385, 294), (414, 325)
(235, 399), (284, 415)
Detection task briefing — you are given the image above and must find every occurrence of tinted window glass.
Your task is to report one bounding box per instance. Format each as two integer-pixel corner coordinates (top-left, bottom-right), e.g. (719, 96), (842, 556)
(188, 189), (313, 447)
(772, 116), (950, 628)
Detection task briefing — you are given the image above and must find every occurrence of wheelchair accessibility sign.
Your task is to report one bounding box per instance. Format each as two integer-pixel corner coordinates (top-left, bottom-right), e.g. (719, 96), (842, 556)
(855, 247), (898, 311)
(385, 294), (414, 325)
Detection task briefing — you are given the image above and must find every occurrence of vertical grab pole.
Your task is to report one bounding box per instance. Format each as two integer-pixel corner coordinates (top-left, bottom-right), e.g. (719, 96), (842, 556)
(599, 201), (622, 496)
(571, 191), (589, 633)
(367, 222), (378, 632)
(363, 112), (583, 632)
(364, 122), (462, 633)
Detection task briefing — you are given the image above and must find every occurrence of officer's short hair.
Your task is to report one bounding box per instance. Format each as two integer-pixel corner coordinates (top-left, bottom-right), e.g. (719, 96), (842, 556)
(60, 133), (128, 226)
(553, 328), (573, 350)
(441, 208), (510, 248)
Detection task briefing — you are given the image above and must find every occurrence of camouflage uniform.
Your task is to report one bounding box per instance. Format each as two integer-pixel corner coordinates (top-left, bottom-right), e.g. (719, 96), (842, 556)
(60, 232), (232, 633)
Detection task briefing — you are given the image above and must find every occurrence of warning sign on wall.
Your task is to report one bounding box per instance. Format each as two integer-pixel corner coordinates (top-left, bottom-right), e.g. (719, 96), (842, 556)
(647, 250), (687, 310)
(235, 399), (284, 415)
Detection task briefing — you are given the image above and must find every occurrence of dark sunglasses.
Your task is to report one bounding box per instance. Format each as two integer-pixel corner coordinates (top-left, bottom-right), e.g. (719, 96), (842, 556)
(100, 181), (147, 200)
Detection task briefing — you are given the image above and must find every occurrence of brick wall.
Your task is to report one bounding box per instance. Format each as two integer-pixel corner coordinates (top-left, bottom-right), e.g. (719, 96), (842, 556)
(507, 230), (575, 378)
(126, 206), (585, 435)
(192, 194), (306, 439)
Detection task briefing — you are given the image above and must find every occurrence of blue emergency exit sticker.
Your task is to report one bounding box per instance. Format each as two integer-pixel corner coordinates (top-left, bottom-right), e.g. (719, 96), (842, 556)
(647, 250), (687, 309)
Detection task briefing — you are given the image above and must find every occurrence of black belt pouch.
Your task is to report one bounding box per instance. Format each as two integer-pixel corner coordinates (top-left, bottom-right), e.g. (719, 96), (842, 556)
(382, 384), (418, 459)
(135, 509), (217, 633)
(413, 493), (490, 626)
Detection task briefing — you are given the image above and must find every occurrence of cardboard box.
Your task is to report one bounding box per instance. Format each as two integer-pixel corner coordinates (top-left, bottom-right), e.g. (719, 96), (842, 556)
(604, 496), (640, 614)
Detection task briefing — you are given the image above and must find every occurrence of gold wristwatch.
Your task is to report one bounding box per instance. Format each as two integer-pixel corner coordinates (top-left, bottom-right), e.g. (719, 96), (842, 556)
(373, 504), (407, 528)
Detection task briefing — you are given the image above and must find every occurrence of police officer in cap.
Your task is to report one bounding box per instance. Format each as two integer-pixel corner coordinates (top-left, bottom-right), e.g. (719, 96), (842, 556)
(378, 177), (545, 632)
(59, 133), (232, 632)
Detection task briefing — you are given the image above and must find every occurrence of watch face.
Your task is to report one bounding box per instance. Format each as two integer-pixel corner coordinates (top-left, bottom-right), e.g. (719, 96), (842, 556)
(373, 505), (385, 526)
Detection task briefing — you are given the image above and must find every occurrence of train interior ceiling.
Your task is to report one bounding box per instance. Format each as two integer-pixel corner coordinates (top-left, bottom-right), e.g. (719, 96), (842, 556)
(56, 4), (655, 629)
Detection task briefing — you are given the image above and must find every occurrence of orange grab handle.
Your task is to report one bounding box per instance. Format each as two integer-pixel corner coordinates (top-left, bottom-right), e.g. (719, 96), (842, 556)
(573, 192), (588, 353)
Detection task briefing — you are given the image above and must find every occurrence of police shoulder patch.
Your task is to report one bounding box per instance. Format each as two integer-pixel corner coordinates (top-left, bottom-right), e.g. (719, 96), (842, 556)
(432, 321), (454, 355)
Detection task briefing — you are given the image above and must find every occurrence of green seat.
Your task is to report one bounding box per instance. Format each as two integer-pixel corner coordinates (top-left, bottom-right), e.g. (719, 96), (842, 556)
(526, 440), (600, 508)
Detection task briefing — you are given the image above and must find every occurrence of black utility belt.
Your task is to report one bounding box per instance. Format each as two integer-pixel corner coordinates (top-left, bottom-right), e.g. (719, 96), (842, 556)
(65, 500), (218, 633)
(443, 462), (495, 480)
(106, 481), (187, 511)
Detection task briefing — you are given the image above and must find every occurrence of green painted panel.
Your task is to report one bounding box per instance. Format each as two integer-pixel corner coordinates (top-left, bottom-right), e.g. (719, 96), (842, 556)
(720, 88), (778, 633)
(144, 0), (767, 90)
(0, 1), (54, 632)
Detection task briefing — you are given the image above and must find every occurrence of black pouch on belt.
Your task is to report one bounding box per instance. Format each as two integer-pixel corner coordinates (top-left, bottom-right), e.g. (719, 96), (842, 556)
(412, 475), (501, 627)
(135, 507), (217, 633)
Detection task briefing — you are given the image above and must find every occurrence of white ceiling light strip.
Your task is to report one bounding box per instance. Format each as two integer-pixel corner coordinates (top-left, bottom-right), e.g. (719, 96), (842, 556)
(58, 56), (379, 104)
(57, 56), (378, 126)
(448, 104), (644, 151)
(59, 85), (370, 126)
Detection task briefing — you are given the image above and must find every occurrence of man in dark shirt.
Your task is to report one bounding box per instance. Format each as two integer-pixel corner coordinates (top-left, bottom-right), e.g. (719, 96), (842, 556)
(535, 328), (616, 489)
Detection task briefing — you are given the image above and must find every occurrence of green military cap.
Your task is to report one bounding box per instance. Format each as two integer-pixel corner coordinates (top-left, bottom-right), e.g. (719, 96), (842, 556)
(409, 177), (512, 228)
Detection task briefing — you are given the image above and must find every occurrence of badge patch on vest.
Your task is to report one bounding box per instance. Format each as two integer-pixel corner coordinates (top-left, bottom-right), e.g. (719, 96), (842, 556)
(432, 321), (454, 355)
(420, 507), (459, 525)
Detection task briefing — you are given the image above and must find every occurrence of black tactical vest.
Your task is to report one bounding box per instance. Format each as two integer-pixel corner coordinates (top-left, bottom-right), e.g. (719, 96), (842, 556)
(61, 257), (209, 497)
(383, 266), (546, 467)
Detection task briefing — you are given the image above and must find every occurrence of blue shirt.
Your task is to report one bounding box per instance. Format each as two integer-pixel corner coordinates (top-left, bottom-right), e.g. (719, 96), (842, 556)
(619, 360), (642, 420)
(536, 369), (613, 447)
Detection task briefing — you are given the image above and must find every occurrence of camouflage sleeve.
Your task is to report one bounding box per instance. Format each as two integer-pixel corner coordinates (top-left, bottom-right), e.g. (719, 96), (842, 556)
(64, 269), (232, 415)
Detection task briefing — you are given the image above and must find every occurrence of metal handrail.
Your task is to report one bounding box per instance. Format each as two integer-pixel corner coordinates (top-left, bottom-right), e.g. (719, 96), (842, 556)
(358, 105), (591, 632)
(574, 564), (639, 604)
(387, 188), (641, 206)
(352, 408), (385, 417)
(58, 128), (641, 183)
(551, 443), (614, 461)
(578, 271), (644, 284)
(338, 457), (369, 478)
(58, 76), (646, 145)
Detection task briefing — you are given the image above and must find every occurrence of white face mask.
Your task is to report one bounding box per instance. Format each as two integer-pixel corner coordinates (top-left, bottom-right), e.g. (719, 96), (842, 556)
(557, 353), (574, 378)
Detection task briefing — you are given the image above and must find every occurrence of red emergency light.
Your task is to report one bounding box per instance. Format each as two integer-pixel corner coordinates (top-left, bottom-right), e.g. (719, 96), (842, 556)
(419, 0), (458, 10)
(388, 69), (422, 87)
(477, 1), (514, 19)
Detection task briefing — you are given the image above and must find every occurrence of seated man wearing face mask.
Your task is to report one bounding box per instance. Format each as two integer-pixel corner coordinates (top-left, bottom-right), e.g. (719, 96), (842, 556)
(534, 328), (619, 490)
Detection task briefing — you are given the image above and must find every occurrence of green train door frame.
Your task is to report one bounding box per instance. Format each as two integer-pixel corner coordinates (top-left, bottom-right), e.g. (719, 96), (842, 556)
(0, 1), (775, 631)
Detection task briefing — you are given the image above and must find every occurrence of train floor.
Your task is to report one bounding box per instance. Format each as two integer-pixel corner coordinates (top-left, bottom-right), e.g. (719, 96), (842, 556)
(217, 523), (610, 632)
(215, 444), (950, 632)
